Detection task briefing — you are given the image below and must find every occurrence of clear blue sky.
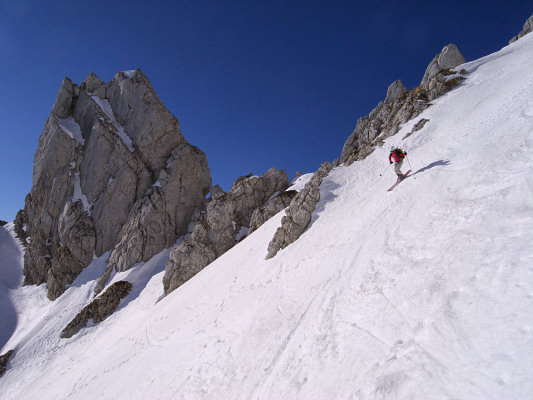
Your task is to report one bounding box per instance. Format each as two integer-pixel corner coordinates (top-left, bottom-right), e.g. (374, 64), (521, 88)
(0, 1), (531, 222)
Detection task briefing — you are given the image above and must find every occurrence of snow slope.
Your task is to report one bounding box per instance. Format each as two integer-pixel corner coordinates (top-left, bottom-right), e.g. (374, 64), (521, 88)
(1, 33), (533, 399)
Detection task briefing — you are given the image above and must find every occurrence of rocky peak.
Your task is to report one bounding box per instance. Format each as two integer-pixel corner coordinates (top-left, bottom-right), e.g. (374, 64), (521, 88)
(18, 69), (211, 300)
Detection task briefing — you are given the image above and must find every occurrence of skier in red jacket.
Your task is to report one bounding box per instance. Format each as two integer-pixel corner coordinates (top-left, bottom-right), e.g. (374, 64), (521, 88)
(389, 148), (407, 179)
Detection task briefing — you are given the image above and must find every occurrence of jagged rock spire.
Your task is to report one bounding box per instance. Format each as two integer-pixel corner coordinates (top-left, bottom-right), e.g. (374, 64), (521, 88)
(18, 69), (211, 300)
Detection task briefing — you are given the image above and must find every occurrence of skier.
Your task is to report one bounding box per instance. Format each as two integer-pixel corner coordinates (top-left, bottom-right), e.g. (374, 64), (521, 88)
(389, 147), (407, 179)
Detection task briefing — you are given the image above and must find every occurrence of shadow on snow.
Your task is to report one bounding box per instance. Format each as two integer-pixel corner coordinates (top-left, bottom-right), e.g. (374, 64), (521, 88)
(412, 159), (450, 176)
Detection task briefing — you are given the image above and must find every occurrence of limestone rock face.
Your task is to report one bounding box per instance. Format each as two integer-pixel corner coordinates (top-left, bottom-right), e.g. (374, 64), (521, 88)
(21, 69), (211, 300)
(509, 15), (533, 44)
(421, 44), (465, 101)
(52, 78), (75, 118)
(266, 162), (332, 259)
(341, 45), (466, 165)
(229, 168), (289, 227)
(249, 190), (298, 233)
(60, 281), (132, 339)
(163, 167), (288, 295)
(58, 201), (95, 267)
(108, 143), (211, 273)
(162, 232), (217, 295)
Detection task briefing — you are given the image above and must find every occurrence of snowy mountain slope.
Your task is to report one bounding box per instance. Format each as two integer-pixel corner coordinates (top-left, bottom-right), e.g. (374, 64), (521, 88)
(1, 33), (533, 399)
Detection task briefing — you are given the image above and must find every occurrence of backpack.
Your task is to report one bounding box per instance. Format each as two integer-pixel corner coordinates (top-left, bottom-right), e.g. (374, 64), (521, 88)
(392, 148), (404, 157)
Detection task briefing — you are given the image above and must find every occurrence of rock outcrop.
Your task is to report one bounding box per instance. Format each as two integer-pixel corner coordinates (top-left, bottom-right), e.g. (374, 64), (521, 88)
(420, 44), (466, 101)
(61, 281), (132, 339)
(0, 350), (14, 377)
(163, 168), (289, 295)
(19, 69), (211, 300)
(509, 15), (533, 44)
(266, 162), (332, 259)
(340, 44), (466, 165)
(249, 190), (298, 233)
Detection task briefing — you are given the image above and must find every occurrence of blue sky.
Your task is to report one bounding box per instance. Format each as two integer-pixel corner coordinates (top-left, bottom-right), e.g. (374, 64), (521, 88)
(0, 1), (531, 221)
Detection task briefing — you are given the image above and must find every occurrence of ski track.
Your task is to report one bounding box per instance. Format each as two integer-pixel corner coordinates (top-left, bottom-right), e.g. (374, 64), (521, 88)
(1, 33), (533, 400)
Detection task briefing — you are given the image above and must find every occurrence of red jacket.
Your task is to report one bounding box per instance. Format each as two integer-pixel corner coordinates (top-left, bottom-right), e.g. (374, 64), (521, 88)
(389, 149), (406, 163)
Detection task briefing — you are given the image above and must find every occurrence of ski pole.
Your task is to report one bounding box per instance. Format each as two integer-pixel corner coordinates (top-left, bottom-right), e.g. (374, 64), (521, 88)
(379, 162), (392, 177)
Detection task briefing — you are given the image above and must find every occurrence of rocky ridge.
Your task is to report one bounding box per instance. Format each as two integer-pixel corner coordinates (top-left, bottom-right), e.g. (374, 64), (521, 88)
(163, 168), (290, 294)
(340, 44), (466, 165)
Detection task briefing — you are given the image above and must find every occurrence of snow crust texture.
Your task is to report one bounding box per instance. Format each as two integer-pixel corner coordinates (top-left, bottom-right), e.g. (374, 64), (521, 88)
(1, 27), (533, 400)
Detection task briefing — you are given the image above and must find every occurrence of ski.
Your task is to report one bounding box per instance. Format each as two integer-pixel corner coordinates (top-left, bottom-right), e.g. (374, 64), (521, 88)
(387, 170), (411, 191)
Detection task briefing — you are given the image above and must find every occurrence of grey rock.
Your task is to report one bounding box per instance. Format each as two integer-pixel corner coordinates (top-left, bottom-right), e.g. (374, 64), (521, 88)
(205, 192), (236, 257)
(385, 80), (407, 103)
(60, 281), (132, 338)
(22, 115), (78, 288)
(13, 209), (27, 247)
(249, 190), (298, 233)
(0, 350), (14, 377)
(22, 70), (212, 300)
(162, 237), (216, 295)
(52, 78), (74, 118)
(47, 245), (83, 300)
(509, 15), (533, 44)
(421, 44), (465, 101)
(230, 167), (289, 227)
(93, 86), (107, 99)
(107, 143), (210, 274)
(266, 162), (332, 259)
(84, 72), (103, 93)
(163, 167), (288, 295)
(106, 69), (187, 171)
(210, 184), (226, 200)
(58, 201), (96, 267)
(403, 118), (430, 139)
